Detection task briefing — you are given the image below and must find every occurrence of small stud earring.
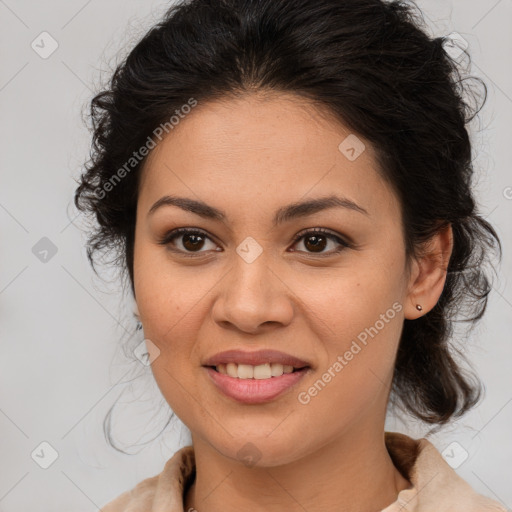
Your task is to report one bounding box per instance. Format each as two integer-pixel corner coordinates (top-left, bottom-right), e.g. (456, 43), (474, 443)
(416, 304), (423, 311)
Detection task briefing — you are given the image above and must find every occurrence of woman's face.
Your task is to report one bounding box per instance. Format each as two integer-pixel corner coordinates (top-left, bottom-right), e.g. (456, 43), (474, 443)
(133, 92), (423, 465)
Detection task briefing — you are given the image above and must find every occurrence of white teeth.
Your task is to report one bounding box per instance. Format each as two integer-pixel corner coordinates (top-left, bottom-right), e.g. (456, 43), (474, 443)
(215, 362), (298, 379)
(237, 364), (254, 379)
(226, 363), (238, 378)
(270, 363), (284, 376)
(253, 363), (271, 379)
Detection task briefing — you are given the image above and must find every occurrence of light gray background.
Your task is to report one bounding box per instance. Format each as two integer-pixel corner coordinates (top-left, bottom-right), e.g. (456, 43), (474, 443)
(0, 0), (511, 510)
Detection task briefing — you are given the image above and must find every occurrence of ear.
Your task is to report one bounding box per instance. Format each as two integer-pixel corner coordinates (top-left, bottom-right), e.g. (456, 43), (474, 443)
(404, 223), (453, 320)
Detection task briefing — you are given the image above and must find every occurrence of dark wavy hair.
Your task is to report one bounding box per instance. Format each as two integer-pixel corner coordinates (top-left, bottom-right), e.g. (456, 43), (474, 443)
(74, 0), (502, 447)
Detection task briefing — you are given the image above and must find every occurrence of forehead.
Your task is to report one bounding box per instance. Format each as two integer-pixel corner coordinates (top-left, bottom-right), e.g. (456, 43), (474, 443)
(143, 91), (364, 165)
(138, 92), (398, 221)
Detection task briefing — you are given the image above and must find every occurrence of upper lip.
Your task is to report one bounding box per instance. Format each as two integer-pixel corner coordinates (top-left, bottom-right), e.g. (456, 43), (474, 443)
(203, 349), (310, 368)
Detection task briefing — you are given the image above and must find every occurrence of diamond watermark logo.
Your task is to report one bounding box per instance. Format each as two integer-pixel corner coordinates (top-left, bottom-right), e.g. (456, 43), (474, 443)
(31, 441), (59, 469)
(442, 441), (469, 469)
(236, 237), (263, 264)
(236, 442), (262, 468)
(31, 31), (59, 59)
(134, 338), (161, 366)
(443, 32), (468, 60)
(338, 134), (366, 161)
(32, 237), (58, 263)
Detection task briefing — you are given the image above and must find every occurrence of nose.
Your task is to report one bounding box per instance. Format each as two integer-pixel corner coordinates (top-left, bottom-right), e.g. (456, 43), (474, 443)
(211, 250), (294, 334)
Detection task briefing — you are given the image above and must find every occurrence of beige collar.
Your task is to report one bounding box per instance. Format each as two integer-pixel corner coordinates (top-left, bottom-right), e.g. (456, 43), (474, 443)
(102, 432), (507, 512)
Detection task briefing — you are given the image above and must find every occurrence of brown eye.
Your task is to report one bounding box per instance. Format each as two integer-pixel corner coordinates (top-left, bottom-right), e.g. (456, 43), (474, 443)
(290, 228), (351, 255)
(181, 232), (206, 251)
(303, 233), (328, 252)
(157, 228), (219, 256)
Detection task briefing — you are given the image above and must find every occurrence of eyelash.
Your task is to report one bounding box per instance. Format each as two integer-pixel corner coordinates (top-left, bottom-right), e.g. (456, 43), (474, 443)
(157, 227), (352, 258)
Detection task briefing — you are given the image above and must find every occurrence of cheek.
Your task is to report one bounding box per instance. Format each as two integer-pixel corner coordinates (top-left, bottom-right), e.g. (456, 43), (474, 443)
(133, 254), (208, 423)
(291, 262), (402, 338)
(134, 239), (195, 331)
(294, 278), (403, 427)
(291, 263), (404, 396)
(132, 240), (218, 379)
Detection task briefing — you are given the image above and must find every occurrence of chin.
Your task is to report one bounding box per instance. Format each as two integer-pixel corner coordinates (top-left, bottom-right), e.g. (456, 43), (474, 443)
(205, 431), (307, 468)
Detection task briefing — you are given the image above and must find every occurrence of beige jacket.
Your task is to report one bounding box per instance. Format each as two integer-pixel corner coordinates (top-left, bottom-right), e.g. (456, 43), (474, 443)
(101, 432), (507, 511)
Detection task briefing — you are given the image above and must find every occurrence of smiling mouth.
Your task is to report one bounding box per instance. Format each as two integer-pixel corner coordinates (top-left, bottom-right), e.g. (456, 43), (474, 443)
(206, 362), (308, 380)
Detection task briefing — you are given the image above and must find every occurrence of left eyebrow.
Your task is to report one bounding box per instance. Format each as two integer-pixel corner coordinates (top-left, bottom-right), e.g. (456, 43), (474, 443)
(147, 194), (369, 226)
(272, 195), (369, 226)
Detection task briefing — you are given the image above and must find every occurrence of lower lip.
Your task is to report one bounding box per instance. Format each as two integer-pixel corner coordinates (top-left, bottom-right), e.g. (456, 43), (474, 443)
(204, 366), (309, 404)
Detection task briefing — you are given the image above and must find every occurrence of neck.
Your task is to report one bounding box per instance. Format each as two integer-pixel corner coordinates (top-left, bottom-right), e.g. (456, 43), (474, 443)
(184, 425), (412, 512)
